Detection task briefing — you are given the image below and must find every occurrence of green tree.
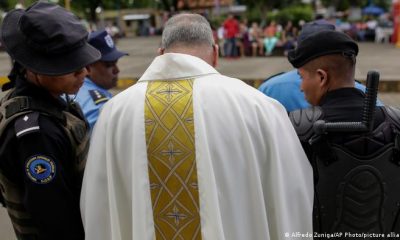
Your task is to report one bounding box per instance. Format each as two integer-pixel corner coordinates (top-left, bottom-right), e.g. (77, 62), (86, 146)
(72, 0), (102, 22)
(0, 0), (9, 10)
(1, 0), (36, 11)
(240, 0), (303, 20)
(320, 0), (391, 11)
(71, 0), (160, 21)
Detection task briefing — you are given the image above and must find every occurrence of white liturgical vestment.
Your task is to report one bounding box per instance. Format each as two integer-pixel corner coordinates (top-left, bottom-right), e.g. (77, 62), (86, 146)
(81, 53), (313, 240)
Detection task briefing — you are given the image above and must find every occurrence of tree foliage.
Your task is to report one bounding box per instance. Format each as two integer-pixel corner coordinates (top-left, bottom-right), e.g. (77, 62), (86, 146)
(243, 0), (311, 25)
(269, 5), (313, 24)
(2, 0), (35, 11)
(0, 0), (9, 10)
(0, 0), (157, 20)
(320, 0), (391, 11)
(0, 0), (393, 22)
(71, 0), (161, 21)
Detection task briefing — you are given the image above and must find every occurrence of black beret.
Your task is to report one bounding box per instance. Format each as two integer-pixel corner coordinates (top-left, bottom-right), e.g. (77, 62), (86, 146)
(288, 30), (358, 68)
(297, 20), (335, 43)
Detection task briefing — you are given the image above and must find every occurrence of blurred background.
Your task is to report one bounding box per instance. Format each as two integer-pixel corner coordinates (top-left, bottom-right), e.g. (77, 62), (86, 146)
(0, 0), (398, 43)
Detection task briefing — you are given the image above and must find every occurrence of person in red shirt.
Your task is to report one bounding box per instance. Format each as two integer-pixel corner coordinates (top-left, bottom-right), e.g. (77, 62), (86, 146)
(223, 14), (239, 57)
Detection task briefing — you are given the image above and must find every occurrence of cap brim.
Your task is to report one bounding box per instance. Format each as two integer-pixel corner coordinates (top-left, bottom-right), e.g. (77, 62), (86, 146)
(101, 49), (128, 62)
(1, 9), (101, 75)
(288, 49), (357, 69)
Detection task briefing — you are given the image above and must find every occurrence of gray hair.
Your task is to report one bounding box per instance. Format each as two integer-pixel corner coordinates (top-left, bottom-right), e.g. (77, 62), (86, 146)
(161, 13), (214, 49)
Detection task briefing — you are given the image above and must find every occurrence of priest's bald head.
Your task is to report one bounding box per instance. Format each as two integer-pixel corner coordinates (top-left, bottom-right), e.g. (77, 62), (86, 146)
(158, 13), (218, 67)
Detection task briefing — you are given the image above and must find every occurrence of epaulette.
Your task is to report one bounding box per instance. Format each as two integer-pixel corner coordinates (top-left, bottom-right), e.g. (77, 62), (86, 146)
(89, 90), (109, 105)
(289, 106), (323, 142)
(14, 112), (40, 138)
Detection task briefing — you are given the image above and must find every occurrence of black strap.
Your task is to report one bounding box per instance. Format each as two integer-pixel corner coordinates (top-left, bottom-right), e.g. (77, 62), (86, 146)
(5, 97), (29, 119)
(309, 134), (337, 166)
(4, 96), (64, 123)
(391, 132), (400, 166)
(381, 107), (400, 166)
(0, 185), (5, 207)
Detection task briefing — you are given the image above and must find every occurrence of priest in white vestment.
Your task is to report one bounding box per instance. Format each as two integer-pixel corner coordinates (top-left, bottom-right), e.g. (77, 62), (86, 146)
(81, 13), (314, 240)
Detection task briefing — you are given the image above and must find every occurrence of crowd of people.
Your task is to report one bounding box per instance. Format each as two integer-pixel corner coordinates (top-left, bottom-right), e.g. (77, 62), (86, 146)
(1, 1), (400, 240)
(214, 13), (394, 58)
(217, 14), (299, 57)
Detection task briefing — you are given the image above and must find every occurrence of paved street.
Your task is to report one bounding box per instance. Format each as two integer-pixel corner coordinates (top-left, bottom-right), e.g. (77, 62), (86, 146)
(2, 36), (400, 82)
(2, 37), (400, 239)
(0, 208), (13, 240)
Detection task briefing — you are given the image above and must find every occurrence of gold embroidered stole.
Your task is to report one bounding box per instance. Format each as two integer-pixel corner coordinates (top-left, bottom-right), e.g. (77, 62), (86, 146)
(145, 79), (202, 240)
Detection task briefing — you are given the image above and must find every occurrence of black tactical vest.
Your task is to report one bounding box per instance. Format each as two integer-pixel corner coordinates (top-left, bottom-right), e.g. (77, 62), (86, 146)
(290, 106), (400, 239)
(0, 89), (89, 239)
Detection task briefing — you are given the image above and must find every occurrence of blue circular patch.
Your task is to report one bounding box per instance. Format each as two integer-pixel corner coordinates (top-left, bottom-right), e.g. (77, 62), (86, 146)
(25, 155), (56, 184)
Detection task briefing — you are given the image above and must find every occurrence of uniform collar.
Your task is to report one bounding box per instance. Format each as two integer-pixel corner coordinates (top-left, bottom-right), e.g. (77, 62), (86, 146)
(84, 77), (107, 91)
(319, 87), (364, 106)
(138, 53), (219, 82)
(84, 77), (97, 87)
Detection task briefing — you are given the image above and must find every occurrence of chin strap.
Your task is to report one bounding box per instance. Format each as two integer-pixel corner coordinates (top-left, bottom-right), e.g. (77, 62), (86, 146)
(3, 62), (25, 91)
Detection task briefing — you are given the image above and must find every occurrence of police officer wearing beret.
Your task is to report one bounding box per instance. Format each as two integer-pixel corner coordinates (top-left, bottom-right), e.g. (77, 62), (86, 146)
(75, 30), (127, 130)
(288, 30), (400, 236)
(0, 2), (100, 239)
(258, 20), (383, 112)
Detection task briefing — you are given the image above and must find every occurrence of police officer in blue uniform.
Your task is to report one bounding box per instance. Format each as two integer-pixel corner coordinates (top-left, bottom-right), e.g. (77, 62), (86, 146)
(0, 2), (100, 239)
(75, 30), (127, 130)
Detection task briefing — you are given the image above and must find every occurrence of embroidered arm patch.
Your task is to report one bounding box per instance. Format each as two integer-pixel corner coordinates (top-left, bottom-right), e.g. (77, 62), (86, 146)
(25, 155), (56, 184)
(14, 112), (40, 138)
(89, 90), (109, 105)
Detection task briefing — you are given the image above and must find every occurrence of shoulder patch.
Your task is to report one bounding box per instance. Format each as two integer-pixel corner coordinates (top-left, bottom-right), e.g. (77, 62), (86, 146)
(14, 112), (40, 138)
(89, 90), (109, 105)
(25, 155), (56, 184)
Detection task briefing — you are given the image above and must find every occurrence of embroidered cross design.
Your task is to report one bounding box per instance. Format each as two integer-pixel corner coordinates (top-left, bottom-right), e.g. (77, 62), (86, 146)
(145, 80), (201, 238)
(157, 84), (182, 102)
(161, 141), (183, 164)
(166, 205), (187, 226)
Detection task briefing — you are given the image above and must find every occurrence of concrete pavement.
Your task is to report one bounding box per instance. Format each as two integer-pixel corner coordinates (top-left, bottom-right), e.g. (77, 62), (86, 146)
(106, 36), (400, 84)
(0, 208), (13, 240)
(1, 36), (400, 89)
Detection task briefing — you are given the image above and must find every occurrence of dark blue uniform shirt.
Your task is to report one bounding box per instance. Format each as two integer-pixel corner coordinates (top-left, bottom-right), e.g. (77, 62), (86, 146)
(0, 77), (84, 240)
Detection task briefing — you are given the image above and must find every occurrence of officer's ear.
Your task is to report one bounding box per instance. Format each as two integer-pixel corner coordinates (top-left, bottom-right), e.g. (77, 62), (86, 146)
(158, 48), (165, 55)
(212, 44), (219, 68)
(316, 68), (329, 88)
(85, 65), (93, 77)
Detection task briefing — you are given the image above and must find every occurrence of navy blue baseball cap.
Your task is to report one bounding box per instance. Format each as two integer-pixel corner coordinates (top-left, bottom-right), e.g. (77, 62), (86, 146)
(88, 30), (128, 62)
